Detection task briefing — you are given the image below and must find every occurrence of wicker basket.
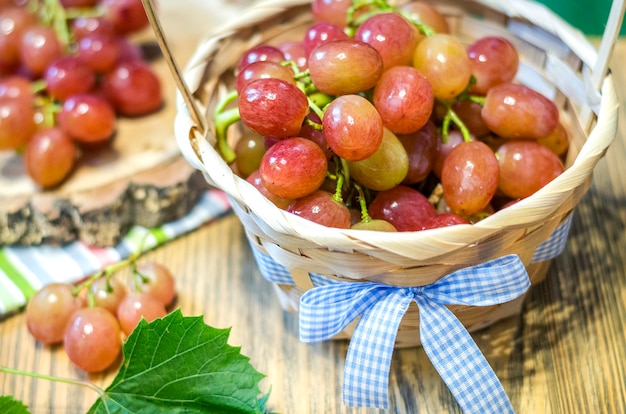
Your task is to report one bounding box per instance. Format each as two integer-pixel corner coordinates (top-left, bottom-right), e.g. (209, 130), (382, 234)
(174, 0), (621, 345)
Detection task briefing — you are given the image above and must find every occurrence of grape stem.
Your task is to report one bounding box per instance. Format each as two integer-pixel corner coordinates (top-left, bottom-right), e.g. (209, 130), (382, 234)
(213, 90), (240, 164)
(354, 184), (373, 223)
(440, 103), (472, 143)
(0, 365), (105, 398)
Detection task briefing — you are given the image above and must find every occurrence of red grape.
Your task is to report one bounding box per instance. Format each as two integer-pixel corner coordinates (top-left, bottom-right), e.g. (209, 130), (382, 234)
(20, 25), (64, 77)
(90, 277), (128, 316)
(322, 94), (383, 161)
(235, 60), (295, 94)
(372, 65), (433, 134)
(24, 127), (77, 188)
(239, 77), (309, 138)
(441, 140), (499, 216)
(277, 40), (307, 70)
(0, 7), (36, 68)
(246, 170), (293, 209)
(312, 0), (351, 28)
(259, 137), (328, 199)
(237, 45), (285, 72)
(421, 213), (469, 230)
(71, 16), (116, 40)
(287, 190), (351, 228)
(467, 36), (519, 95)
(0, 95), (36, 150)
(25, 283), (85, 345)
(369, 185), (436, 231)
(452, 100), (490, 137)
(354, 12), (418, 71)
(63, 307), (122, 372)
(44, 56), (96, 101)
(77, 34), (121, 73)
(398, 120), (439, 184)
(116, 291), (167, 336)
(102, 60), (163, 116)
(298, 112), (332, 160)
(482, 82), (559, 140)
(308, 39), (383, 96)
(58, 93), (117, 144)
(303, 22), (349, 58)
(101, 0), (149, 35)
(400, 2), (450, 34)
(135, 261), (176, 307)
(496, 140), (564, 199)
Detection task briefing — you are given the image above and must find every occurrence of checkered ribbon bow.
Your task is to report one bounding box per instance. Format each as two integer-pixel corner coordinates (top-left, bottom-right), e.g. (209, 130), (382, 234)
(299, 254), (530, 412)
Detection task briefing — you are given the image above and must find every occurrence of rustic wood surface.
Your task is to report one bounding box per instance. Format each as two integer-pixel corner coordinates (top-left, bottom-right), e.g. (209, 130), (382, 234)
(0, 15), (625, 414)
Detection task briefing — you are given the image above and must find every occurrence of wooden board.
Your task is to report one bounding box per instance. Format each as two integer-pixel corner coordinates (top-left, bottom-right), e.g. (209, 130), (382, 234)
(0, 0), (244, 247)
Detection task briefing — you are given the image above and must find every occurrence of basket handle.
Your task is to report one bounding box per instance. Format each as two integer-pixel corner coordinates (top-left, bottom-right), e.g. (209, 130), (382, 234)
(591, 0), (626, 91)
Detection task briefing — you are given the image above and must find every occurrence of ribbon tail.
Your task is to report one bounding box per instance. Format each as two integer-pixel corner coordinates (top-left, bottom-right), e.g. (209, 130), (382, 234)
(343, 290), (412, 409)
(416, 296), (515, 414)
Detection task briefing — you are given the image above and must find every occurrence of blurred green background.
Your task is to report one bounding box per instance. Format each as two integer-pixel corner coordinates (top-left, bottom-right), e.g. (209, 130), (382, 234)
(538, 0), (625, 35)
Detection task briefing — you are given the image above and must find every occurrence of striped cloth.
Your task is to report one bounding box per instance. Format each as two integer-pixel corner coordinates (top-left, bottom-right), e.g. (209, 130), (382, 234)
(0, 190), (231, 317)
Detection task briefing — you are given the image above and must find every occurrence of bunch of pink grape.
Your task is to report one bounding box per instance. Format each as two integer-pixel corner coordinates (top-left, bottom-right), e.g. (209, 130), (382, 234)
(0, 0), (162, 188)
(25, 260), (176, 373)
(215, 0), (568, 232)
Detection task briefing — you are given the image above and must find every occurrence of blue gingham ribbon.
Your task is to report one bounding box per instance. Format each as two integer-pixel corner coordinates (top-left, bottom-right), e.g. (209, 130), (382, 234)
(252, 215), (573, 411)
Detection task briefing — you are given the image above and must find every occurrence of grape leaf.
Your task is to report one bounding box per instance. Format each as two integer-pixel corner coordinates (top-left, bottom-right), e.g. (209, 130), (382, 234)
(0, 395), (31, 414)
(88, 309), (267, 414)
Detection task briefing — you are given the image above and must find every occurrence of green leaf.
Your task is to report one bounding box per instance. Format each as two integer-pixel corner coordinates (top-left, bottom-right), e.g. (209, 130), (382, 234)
(0, 395), (31, 414)
(88, 309), (266, 414)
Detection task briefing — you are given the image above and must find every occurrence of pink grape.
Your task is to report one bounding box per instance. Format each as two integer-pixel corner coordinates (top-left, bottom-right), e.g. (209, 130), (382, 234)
(0, 95), (36, 150)
(20, 25), (63, 77)
(58, 93), (117, 144)
(354, 12), (418, 71)
(25, 283), (85, 345)
(441, 140), (499, 216)
(237, 45), (285, 72)
(235, 60), (295, 94)
(372, 65), (434, 134)
(398, 120), (439, 184)
(421, 213), (469, 230)
(277, 40), (308, 70)
(64, 307), (122, 372)
(116, 292), (167, 336)
(303, 22), (349, 58)
(24, 127), (77, 188)
(135, 261), (177, 307)
(308, 39), (383, 96)
(102, 60), (163, 116)
(496, 140), (565, 199)
(482, 82), (560, 140)
(467, 36), (519, 95)
(369, 185), (436, 231)
(259, 137), (328, 199)
(287, 190), (351, 228)
(238, 78), (309, 138)
(400, 2), (450, 34)
(44, 56), (96, 101)
(90, 277), (128, 316)
(322, 94), (383, 161)
(312, 0), (351, 28)
(246, 170), (293, 209)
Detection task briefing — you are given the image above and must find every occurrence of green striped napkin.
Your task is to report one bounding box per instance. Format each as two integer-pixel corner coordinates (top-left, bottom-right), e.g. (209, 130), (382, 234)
(0, 190), (231, 317)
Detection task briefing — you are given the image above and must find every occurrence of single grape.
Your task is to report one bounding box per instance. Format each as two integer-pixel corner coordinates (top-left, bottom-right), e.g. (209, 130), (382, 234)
(19, 24), (63, 77)
(246, 170), (293, 209)
(58, 93), (116, 144)
(135, 261), (176, 307)
(116, 291), (167, 336)
(102, 60), (163, 116)
(24, 127), (77, 188)
(0, 96), (36, 150)
(322, 94), (383, 161)
(25, 283), (85, 345)
(303, 22), (349, 58)
(432, 129), (472, 178)
(235, 60), (295, 94)
(452, 100), (490, 137)
(481, 82), (559, 140)
(412, 34), (471, 101)
(308, 39), (383, 96)
(259, 137), (328, 199)
(277, 40), (308, 70)
(287, 190), (351, 228)
(369, 185), (436, 231)
(372, 65), (433, 134)
(77, 34), (121, 74)
(467, 36), (519, 95)
(399, 1), (450, 34)
(237, 45), (285, 72)
(0, 7), (37, 68)
(347, 127), (409, 191)
(441, 140), (499, 216)
(238, 77), (309, 138)
(312, 0), (351, 28)
(90, 277), (128, 316)
(0, 75), (33, 102)
(298, 112), (332, 160)
(64, 307), (122, 372)
(71, 16), (116, 41)
(354, 12), (417, 71)
(44, 56), (96, 101)
(496, 140), (565, 199)
(101, 0), (149, 35)
(397, 120), (439, 184)
(235, 128), (266, 178)
(351, 219), (397, 231)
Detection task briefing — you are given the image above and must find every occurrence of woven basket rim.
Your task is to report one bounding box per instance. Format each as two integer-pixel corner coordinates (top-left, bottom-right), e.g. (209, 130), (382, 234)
(174, 0), (621, 254)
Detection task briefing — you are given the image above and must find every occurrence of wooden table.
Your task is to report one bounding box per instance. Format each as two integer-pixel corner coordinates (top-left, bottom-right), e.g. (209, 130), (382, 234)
(1, 30), (625, 414)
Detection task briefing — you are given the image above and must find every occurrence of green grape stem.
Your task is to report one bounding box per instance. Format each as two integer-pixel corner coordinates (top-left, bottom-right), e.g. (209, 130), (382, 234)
(354, 183), (372, 223)
(0, 365), (105, 398)
(440, 104), (472, 143)
(213, 90), (240, 164)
